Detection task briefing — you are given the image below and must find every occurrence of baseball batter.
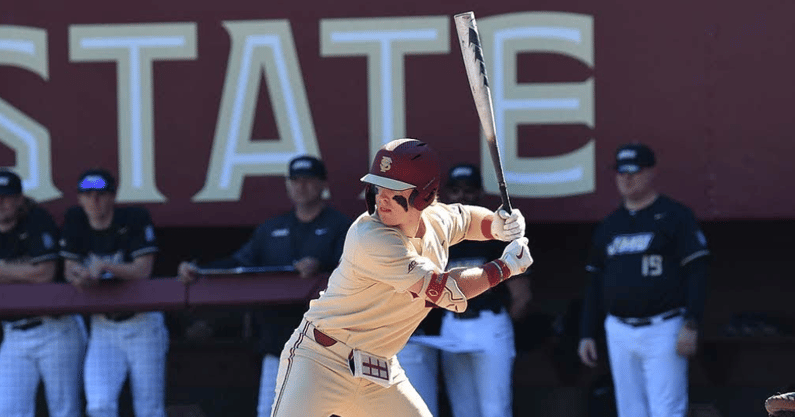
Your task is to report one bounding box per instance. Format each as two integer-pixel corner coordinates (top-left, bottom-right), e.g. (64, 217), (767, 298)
(0, 170), (87, 417)
(270, 139), (533, 417)
(62, 168), (167, 417)
(578, 143), (710, 417)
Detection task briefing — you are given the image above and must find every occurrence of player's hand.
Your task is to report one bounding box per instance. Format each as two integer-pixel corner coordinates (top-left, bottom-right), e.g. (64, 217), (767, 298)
(177, 261), (200, 284)
(293, 257), (320, 279)
(676, 324), (698, 357)
(578, 338), (598, 367)
(499, 237), (532, 277)
(86, 258), (108, 280)
(490, 208), (525, 242)
(67, 264), (92, 288)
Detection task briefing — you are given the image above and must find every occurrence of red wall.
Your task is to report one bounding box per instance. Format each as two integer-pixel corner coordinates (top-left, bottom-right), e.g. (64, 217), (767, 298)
(1, 0), (793, 226)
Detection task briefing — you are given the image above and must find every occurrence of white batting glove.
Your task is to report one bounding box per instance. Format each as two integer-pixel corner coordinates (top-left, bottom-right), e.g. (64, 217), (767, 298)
(499, 237), (532, 276)
(490, 208), (525, 242)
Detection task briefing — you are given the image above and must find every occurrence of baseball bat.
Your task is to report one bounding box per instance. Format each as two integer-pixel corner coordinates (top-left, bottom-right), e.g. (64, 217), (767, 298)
(454, 11), (512, 213)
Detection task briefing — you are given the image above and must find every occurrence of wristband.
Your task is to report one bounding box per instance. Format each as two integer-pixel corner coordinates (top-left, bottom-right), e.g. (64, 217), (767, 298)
(481, 218), (495, 240)
(484, 259), (511, 287)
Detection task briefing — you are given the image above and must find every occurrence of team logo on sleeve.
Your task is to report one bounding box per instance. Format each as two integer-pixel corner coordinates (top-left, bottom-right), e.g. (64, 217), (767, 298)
(407, 260), (417, 273)
(606, 233), (654, 256)
(696, 230), (707, 246)
(41, 233), (54, 249)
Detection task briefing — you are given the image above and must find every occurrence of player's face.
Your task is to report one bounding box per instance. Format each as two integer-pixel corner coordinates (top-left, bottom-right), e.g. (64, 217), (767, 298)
(444, 184), (481, 205)
(616, 168), (655, 200)
(285, 176), (326, 207)
(0, 194), (24, 228)
(78, 191), (115, 225)
(373, 186), (421, 230)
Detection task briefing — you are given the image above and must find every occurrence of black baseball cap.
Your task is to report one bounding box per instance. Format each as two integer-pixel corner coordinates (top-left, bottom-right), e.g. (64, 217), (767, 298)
(0, 170), (23, 195)
(288, 156), (327, 180)
(615, 143), (656, 173)
(446, 163), (482, 189)
(77, 168), (117, 193)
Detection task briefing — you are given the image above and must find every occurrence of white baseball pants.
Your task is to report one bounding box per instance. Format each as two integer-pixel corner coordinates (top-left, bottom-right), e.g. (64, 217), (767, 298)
(0, 315), (87, 417)
(84, 312), (169, 417)
(604, 314), (688, 417)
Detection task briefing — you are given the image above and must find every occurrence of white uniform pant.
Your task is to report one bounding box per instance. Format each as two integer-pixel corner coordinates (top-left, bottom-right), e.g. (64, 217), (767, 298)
(272, 320), (432, 417)
(257, 353), (280, 417)
(0, 315), (87, 417)
(604, 314), (688, 417)
(397, 342), (439, 416)
(84, 312), (169, 417)
(440, 309), (515, 417)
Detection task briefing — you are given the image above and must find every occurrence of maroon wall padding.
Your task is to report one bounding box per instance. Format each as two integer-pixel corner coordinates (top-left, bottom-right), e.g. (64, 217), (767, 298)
(0, 273), (327, 318)
(1, 0), (794, 225)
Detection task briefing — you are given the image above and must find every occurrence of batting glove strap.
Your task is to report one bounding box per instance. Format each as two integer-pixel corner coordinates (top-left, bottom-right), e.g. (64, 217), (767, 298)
(490, 208), (526, 242)
(484, 260), (512, 287)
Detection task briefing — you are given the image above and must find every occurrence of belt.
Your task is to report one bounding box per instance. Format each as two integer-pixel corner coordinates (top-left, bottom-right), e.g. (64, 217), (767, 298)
(104, 312), (137, 322)
(11, 318), (44, 331)
(301, 319), (352, 360)
(616, 308), (684, 328)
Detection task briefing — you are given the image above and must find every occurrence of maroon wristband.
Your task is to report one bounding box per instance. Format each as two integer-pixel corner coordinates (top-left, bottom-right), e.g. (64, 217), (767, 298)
(484, 260), (511, 287)
(481, 218), (495, 240)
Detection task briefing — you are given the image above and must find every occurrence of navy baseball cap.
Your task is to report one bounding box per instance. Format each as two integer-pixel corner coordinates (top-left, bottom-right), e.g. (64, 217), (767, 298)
(288, 156), (327, 180)
(77, 168), (116, 193)
(0, 170), (23, 195)
(615, 143), (656, 173)
(446, 163), (482, 189)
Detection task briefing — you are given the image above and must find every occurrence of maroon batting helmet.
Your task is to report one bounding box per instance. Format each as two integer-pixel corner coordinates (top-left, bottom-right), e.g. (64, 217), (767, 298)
(361, 138), (441, 213)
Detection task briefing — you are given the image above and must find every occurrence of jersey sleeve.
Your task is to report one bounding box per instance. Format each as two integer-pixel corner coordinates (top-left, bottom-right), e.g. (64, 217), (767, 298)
(584, 223), (606, 273)
(59, 206), (90, 261)
(444, 203), (473, 246)
(23, 207), (60, 264)
(126, 207), (158, 259)
(676, 207), (710, 266)
(231, 223), (271, 267)
(351, 222), (439, 293)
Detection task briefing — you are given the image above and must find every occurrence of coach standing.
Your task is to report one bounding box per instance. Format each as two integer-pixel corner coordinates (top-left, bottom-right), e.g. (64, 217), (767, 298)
(62, 168), (167, 417)
(577, 143), (710, 417)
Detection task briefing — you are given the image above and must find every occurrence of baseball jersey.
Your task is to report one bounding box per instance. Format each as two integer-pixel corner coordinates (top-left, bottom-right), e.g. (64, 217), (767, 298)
(581, 195), (709, 337)
(0, 202), (60, 321)
(204, 207), (351, 355)
(59, 206), (158, 269)
(305, 202), (472, 358)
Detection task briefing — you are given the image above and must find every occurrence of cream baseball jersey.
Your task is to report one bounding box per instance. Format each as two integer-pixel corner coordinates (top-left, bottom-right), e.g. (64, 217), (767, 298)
(305, 203), (471, 358)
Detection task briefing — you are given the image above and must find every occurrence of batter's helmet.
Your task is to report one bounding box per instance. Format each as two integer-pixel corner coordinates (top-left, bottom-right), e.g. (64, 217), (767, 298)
(361, 138), (441, 213)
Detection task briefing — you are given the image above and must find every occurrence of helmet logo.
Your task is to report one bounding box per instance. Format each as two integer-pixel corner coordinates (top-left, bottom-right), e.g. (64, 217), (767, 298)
(379, 156), (393, 172)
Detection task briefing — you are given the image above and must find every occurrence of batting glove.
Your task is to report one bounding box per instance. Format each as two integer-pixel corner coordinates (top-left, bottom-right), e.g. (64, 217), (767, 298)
(499, 237), (532, 276)
(491, 208), (526, 242)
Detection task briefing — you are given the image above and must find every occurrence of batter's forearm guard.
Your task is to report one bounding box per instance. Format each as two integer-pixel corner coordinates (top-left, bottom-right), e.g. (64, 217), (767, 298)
(422, 271), (468, 313)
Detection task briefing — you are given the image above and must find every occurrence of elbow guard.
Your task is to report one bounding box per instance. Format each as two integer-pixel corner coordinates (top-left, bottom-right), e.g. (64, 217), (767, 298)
(422, 271), (467, 313)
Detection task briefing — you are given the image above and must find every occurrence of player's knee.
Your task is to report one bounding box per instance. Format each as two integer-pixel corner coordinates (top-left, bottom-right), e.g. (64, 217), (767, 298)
(86, 398), (117, 417)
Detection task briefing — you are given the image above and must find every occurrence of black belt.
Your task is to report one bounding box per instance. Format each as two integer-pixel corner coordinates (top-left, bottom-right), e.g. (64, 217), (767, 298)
(453, 305), (503, 320)
(104, 312), (137, 322)
(11, 318), (44, 331)
(616, 309), (683, 327)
